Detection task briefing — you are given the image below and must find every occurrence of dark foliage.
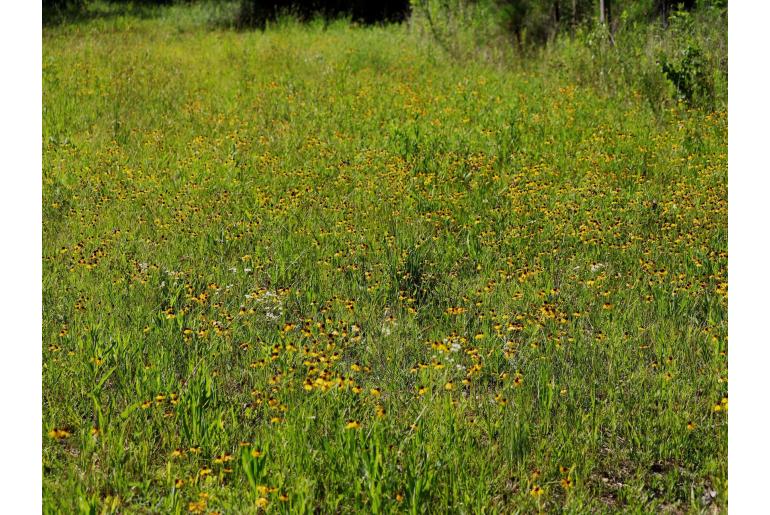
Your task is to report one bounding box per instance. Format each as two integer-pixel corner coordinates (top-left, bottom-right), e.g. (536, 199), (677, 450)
(43, 0), (184, 24)
(237, 0), (411, 27)
(491, 0), (716, 45)
(43, 0), (85, 15)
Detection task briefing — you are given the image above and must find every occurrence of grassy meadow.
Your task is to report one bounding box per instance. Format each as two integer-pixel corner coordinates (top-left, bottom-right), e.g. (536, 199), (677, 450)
(43, 6), (727, 513)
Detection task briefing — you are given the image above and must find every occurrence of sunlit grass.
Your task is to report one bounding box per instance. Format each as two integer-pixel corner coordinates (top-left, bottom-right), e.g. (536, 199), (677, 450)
(43, 7), (726, 513)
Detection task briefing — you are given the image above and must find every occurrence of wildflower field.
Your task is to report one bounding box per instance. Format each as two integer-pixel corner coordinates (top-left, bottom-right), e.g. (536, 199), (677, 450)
(43, 7), (727, 513)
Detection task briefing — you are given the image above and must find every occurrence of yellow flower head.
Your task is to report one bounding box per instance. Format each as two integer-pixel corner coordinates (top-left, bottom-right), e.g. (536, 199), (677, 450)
(48, 428), (72, 440)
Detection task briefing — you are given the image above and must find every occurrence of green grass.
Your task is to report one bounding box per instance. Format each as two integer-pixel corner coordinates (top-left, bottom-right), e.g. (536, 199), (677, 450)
(43, 6), (727, 513)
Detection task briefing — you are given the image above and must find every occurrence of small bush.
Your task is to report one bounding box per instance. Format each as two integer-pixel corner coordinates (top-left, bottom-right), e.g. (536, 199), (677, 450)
(656, 9), (720, 109)
(660, 44), (712, 106)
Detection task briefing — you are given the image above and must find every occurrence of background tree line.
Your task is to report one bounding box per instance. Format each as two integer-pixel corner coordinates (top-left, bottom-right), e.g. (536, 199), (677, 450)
(44, 1), (722, 29)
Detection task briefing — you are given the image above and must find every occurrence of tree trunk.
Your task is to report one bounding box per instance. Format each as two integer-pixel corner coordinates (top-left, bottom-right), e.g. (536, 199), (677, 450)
(553, 0), (561, 25)
(572, 0), (577, 28)
(659, 0), (670, 27)
(599, 0), (611, 26)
